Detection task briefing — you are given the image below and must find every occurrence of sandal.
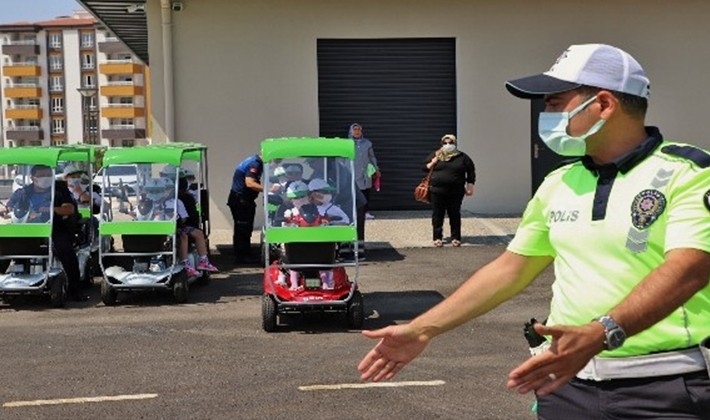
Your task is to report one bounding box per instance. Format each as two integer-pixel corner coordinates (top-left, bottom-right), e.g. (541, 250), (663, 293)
(452, 239), (461, 247)
(433, 239), (443, 248)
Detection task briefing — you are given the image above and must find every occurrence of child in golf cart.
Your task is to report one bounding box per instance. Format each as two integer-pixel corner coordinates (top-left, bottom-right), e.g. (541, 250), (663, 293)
(275, 180), (346, 290)
(166, 175), (218, 277)
(307, 178), (350, 225)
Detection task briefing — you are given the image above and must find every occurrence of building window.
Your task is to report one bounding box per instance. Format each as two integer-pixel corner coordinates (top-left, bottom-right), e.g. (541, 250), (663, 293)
(49, 55), (63, 70)
(49, 33), (62, 48)
(121, 139), (135, 147)
(51, 119), (65, 134)
(82, 74), (95, 88)
(80, 32), (94, 48)
(51, 97), (64, 112)
(51, 139), (66, 146)
(81, 53), (94, 69)
(50, 76), (63, 92)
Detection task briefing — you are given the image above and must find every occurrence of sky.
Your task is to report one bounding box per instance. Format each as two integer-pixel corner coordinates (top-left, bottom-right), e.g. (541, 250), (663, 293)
(0, 0), (84, 24)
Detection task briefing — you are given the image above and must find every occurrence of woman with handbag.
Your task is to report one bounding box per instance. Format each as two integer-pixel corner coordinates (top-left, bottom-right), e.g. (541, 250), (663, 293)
(423, 134), (476, 247)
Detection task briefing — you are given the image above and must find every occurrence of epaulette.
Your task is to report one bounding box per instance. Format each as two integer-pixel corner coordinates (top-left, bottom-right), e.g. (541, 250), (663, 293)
(661, 145), (710, 168)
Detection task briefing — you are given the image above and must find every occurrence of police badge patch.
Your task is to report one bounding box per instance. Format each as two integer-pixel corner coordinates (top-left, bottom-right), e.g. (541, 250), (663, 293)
(631, 189), (667, 230)
(704, 189), (710, 212)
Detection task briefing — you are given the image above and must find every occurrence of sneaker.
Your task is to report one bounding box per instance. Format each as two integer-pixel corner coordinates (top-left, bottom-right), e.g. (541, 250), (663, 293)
(433, 239), (443, 248)
(184, 265), (200, 277)
(365, 212), (375, 220)
(451, 239), (461, 247)
(197, 260), (219, 272)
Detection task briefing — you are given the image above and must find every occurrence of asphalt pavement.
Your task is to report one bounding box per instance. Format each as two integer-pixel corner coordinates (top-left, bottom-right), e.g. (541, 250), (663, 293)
(0, 211), (558, 420)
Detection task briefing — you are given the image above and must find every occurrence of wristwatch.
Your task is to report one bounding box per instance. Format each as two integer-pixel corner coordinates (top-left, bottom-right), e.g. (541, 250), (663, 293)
(594, 315), (626, 350)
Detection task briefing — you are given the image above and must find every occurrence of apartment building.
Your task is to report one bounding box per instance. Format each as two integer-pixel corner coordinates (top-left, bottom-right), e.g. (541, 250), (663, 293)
(0, 10), (149, 148)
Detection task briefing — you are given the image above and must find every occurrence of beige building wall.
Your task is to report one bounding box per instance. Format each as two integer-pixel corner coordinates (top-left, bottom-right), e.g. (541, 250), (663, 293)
(146, 0), (710, 230)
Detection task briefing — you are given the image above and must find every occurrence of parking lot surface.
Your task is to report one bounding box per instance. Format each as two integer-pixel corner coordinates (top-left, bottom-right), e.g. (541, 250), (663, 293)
(0, 214), (554, 420)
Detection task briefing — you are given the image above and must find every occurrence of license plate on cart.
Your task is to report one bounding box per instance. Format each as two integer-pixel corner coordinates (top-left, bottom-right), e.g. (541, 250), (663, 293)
(305, 278), (321, 289)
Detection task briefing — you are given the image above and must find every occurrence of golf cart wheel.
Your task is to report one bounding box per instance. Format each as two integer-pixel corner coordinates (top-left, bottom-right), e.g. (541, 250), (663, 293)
(262, 294), (278, 332)
(49, 273), (67, 308)
(173, 271), (189, 303)
(346, 290), (364, 329)
(101, 280), (118, 306)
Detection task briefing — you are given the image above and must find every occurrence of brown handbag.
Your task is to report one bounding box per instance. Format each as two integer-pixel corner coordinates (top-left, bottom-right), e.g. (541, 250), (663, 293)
(414, 165), (435, 203)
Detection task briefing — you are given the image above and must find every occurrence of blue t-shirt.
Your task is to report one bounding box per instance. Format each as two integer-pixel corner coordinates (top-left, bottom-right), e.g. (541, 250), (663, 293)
(230, 154), (263, 201)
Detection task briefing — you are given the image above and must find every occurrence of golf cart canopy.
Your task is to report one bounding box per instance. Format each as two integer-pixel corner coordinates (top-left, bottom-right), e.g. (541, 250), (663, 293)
(261, 138), (355, 161)
(102, 143), (207, 166)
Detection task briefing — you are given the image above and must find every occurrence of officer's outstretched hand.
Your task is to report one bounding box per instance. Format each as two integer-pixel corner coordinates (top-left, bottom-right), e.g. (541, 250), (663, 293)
(358, 325), (429, 382)
(507, 322), (604, 396)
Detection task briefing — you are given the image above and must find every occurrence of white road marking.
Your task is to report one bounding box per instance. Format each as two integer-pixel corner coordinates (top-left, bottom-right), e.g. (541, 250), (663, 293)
(299, 380), (445, 391)
(3, 393), (158, 408)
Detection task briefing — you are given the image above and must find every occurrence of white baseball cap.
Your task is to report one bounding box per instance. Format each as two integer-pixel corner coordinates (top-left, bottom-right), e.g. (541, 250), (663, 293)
(505, 44), (650, 99)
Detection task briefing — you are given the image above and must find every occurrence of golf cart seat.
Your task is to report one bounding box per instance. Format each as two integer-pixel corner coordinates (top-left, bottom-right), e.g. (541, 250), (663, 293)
(0, 237), (49, 257)
(122, 234), (169, 253)
(283, 242), (337, 266)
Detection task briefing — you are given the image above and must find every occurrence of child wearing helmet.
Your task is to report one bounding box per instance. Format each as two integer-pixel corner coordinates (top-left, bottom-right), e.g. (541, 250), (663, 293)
(307, 178), (350, 225)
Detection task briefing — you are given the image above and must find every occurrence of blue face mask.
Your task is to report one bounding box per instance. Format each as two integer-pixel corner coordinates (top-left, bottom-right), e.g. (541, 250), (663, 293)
(538, 95), (605, 156)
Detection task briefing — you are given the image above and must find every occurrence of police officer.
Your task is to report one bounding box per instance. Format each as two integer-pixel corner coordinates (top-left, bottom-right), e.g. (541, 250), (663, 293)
(227, 153), (263, 264)
(357, 44), (710, 418)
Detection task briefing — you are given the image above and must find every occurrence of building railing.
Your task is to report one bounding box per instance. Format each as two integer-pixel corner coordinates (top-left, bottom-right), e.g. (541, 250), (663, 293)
(6, 61), (39, 66)
(106, 81), (135, 86)
(102, 59), (136, 64)
(4, 40), (38, 46)
(7, 104), (40, 109)
(106, 103), (135, 108)
(108, 124), (136, 129)
(10, 83), (39, 88)
(5, 126), (41, 131)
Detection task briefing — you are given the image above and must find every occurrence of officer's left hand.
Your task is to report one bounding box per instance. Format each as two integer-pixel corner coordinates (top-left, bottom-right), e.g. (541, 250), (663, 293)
(506, 322), (604, 396)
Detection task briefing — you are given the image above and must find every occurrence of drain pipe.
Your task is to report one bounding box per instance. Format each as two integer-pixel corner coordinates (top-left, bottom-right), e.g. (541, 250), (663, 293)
(160, 0), (174, 141)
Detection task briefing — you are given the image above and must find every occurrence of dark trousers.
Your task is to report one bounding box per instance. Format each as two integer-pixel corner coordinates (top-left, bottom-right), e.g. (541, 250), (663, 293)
(430, 191), (464, 241)
(53, 233), (81, 295)
(537, 371), (710, 419)
(228, 192), (256, 259)
(356, 188), (371, 245)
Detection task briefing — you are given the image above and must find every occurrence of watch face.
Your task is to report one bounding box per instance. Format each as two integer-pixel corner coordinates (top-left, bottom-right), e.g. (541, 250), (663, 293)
(607, 329), (626, 349)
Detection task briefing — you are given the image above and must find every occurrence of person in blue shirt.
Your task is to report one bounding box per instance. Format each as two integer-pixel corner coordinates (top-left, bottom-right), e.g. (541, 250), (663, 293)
(3, 165), (87, 300)
(227, 153), (264, 264)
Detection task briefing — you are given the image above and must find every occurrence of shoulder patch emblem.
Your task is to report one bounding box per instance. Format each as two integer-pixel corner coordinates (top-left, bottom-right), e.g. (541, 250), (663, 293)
(661, 145), (710, 168)
(631, 189), (666, 230)
(704, 189), (710, 212)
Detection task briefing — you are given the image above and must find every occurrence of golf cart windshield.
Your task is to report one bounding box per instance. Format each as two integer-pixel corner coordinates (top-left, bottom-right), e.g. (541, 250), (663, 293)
(0, 164), (56, 226)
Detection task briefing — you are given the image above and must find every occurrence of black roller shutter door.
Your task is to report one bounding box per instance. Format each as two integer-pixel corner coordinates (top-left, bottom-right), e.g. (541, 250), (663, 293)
(317, 38), (456, 210)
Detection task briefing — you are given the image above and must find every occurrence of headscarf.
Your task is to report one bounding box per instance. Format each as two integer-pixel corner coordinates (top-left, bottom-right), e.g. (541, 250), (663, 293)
(435, 134), (461, 162)
(348, 123), (363, 140)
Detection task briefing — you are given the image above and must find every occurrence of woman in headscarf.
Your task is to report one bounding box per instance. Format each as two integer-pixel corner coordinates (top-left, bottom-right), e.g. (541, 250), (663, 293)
(348, 123), (379, 259)
(423, 134), (475, 247)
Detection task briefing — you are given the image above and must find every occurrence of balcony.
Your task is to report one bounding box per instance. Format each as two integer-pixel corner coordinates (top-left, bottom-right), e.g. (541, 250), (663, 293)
(98, 39), (131, 54)
(102, 125), (146, 140)
(2, 64), (41, 77)
(4, 86), (42, 98)
(101, 104), (144, 118)
(5, 126), (44, 142)
(99, 60), (143, 75)
(5, 106), (43, 119)
(2, 43), (40, 55)
(101, 83), (144, 96)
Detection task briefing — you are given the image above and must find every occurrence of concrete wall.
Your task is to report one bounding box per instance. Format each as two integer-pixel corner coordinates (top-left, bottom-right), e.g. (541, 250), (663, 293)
(146, 0), (710, 229)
